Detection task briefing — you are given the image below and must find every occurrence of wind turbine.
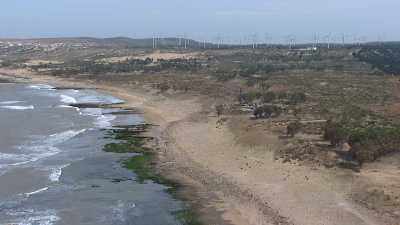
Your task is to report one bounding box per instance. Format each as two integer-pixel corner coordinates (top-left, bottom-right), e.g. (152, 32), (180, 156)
(264, 33), (270, 48)
(291, 35), (296, 49)
(152, 34), (155, 49)
(285, 35), (295, 50)
(184, 34), (187, 49)
(179, 35), (183, 48)
(216, 35), (222, 49)
(342, 33), (346, 47)
(324, 33), (332, 49)
(252, 33), (259, 49)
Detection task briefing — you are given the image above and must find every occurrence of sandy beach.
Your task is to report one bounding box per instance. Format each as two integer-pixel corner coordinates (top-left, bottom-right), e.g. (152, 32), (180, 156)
(0, 68), (395, 225)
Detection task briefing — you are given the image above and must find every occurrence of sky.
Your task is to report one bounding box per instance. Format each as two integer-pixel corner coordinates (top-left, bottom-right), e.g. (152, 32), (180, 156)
(1, 0), (399, 43)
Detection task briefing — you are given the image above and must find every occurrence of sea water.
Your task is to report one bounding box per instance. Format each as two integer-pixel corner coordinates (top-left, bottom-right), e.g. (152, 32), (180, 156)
(0, 82), (183, 225)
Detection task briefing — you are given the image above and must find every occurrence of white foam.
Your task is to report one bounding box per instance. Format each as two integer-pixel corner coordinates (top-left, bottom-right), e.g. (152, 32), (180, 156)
(59, 94), (77, 104)
(0, 129), (86, 175)
(28, 84), (55, 90)
(94, 114), (116, 128)
(49, 164), (70, 182)
(80, 108), (102, 116)
(56, 105), (81, 113)
(56, 105), (74, 108)
(0, 105), (34, 110)
(79, 108), (116, 128)
(0, 101), (24, 105)
(6, 209), (60, 225)
(0, 152), (31, 166)
(78, 93), (124, 105)
(47, 129), (86, 144)
(111, 200), (126, 222)
(24, 187), (49, 197)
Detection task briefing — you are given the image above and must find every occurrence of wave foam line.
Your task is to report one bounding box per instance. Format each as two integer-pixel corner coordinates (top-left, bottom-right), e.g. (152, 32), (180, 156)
(24, 187), (49, 197)
(95, 115), (116, 128)
(0, 105), (34, 110)
(28, 84), (55, 90)
(49, 164), (70, 182)
(6, 209), (60, 225)
(0, 129), (86, 175)
(60, 94), (77, 104)
(0, 101), (24, 105)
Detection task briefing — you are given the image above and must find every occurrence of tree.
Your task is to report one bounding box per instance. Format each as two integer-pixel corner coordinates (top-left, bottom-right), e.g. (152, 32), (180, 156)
(323, 119), (348, 146)
(288, 92), (306, 105)
(262, 91), (276, 103)
(253, 105), (281, 119)
(287, 121), (302, 137)
(215, 104), (224, 117)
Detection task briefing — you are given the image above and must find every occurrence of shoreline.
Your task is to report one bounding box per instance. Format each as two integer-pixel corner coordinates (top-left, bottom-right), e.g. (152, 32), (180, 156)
(0, 70), (236, 225)
(0, 68), (390, 225)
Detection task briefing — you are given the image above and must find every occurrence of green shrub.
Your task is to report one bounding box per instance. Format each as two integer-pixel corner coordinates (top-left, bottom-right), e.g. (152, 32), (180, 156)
(215, 104), (224, 117)
(287, 121), (302, 137)
(262, 91), (276, 103)
(348, 126), (400, 163)
(238, 92), (262, 104)
(253, 105), (281, 119)
(288, 92), (306, 105)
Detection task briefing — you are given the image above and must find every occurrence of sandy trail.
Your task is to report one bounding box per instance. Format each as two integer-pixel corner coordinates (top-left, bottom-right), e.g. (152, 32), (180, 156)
(166, 117), (383, 225)
(0, 68), (388, 225)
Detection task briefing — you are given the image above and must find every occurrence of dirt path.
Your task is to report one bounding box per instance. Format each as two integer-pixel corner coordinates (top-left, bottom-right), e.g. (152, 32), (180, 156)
(0, 68), (389, 225)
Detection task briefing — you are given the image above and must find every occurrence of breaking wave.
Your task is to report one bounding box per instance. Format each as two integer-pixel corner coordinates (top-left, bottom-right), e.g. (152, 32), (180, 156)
(0, 129), (86, 176)
(28, 84), (55, 90)
(24, 187), (49, 198)
(49, 164), (70, 182)
(0, 105), (34, 110)
(0, 101), (24, 105)
(59, 95), (77, 104)
(5, 209), (59, 225)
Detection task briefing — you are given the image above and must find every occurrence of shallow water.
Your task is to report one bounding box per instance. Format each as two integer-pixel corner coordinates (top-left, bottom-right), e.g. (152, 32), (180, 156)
(0, 83), (184, 225)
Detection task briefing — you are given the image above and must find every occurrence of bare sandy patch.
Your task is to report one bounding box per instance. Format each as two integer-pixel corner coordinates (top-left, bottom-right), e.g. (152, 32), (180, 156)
(97, 50), (204, 63)
(23, 60), (63, 66)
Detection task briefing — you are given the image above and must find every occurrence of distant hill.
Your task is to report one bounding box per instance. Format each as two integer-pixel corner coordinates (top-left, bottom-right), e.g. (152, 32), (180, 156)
(0, 37), (203, 49)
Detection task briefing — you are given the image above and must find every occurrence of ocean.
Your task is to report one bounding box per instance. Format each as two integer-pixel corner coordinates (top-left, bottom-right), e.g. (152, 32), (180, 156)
(0, 82), (184, 225)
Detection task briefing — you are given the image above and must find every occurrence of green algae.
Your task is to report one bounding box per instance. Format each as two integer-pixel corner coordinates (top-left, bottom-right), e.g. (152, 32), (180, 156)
(102, 123), (204, 225)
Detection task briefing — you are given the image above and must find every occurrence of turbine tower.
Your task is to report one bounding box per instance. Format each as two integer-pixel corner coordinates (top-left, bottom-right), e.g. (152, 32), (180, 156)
(324, 33), (332, 49)
(264, 33), (270, 48)
(184, 34), (187, 49)
(252, 33), (259, 49)
(342, 33), (346, 47)
(152, 34), (155, 49)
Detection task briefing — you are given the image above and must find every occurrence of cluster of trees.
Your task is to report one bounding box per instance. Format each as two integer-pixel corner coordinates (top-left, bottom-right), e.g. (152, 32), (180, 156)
(323, 106), (400, 163)
(31, 58), (154, 75)
(32, 57), (205, 75)
(287, 121), (302, 137)
(239, 64), (280, 77)
(158, 58), (202, 72)
(238, 90), (306, 106)
(78, 58), (153, 74)
(238, 59), (347, 78)
(355, 45), (400, 75)
(213, 69), (237, 81)
(253, 105), (282, 119)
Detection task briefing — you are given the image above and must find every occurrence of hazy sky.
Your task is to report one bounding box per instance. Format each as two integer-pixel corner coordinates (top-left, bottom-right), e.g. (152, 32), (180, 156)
(1, 0), (399, 43)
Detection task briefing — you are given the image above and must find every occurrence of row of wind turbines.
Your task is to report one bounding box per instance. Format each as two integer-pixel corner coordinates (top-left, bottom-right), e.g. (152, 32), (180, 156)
(150, 33), (384, 49)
